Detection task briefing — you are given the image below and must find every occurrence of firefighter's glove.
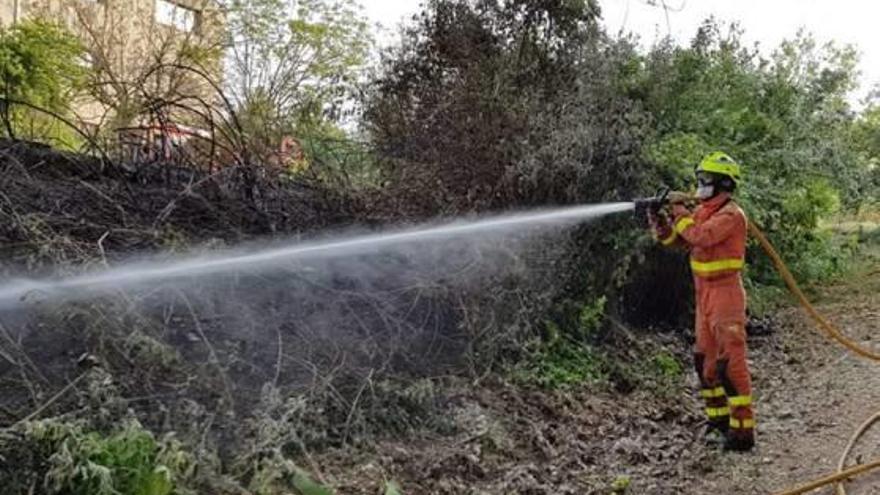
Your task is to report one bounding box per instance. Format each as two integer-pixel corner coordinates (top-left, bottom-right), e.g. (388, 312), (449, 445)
(667, 191), (694, 205)
(671, 203), (691, 219)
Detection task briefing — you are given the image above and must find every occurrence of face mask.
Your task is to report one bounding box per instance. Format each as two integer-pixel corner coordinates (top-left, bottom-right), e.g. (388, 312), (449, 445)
(697, 184), (715, 200)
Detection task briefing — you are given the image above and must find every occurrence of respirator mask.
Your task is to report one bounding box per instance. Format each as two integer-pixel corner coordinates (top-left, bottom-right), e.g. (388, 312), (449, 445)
(696, 173), (716, 200)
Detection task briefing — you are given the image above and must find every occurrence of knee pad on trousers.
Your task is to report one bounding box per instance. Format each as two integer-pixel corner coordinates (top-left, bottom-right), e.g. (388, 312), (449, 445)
(716, 359), (738, 397)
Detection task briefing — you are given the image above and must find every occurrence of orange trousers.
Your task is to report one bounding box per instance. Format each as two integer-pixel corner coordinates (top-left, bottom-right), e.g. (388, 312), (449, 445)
(693, 275), (755, 438)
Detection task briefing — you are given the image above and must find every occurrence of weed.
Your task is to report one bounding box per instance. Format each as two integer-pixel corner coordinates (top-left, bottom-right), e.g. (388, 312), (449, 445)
(577, 296), (607, 340)
(650, 351), (683, 378)
(124, 331), (180, 370)
(248, 452), (334, 495)
(364, 378), (448, 437)
(511, 294), (613, 390)
(26, 418), (195, 495)
(611, 474), (631, 493)
(384, 480), (403, 495)
(601, 348), (685, 398)
(744, 280), (789, 318)
(512, 333), (608, 390)
(158, 227), (191, 252)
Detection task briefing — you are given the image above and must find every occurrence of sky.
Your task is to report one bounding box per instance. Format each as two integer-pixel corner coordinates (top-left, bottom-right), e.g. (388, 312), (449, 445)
(359, 0), (880, 101)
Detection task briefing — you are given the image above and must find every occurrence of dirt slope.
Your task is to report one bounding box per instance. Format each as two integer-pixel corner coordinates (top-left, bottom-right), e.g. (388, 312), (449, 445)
(313, 242), (880, 495)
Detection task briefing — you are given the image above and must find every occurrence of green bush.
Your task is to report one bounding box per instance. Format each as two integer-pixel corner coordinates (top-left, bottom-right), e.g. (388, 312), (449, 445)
(0, 18), (86, 146)
(650, 351), (683, 378)
(26, 419), (194, 495)
(634, 25), (869, 286)
(248, 454), (335, 495)
(513, 297), (610, 390)
(512, 333), (608, 390)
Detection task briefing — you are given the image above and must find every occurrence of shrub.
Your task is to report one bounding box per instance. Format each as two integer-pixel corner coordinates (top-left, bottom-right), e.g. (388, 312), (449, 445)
(0, 18), (86, 147)
(512, 296), (610, 390)
(650, 351), (683, 379)
(24, 419), (194, 495)
(512, 332), (608, 390)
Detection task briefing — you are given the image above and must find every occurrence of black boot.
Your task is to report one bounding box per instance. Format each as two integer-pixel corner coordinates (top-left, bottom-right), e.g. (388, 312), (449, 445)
(702, 418), (728, 446)
(723, 430), (755, 452)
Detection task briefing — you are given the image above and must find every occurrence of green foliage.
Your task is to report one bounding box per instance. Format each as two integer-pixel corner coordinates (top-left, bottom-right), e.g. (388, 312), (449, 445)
(296, 130), (384, 188)
(650, 351), (683, 378)
(577, 296), (607, 340)
(0, 18), (86, 146)
(744, 280), (789, 316)
(365, 3), (878, 344)
(514, 297), (609, 390)
(364, 0), (627, 212)
(291, 468), (334, 495)
(26, 419), (193, 495)
(627, 21), (874, 288)
(851, 103), (880, 199)
(644, 133), (711, 189)
(0, 18), (85, 110)
(513, 334), (608, 390)
(611, 475), (631, 493)
(746, 222), (862, 315)
(247, 452), (334, 495)
(225, 0), (372, 135)
(384, 481), (403, 495)
(781, 179), (841, 228)
(599, 348), (685, 398)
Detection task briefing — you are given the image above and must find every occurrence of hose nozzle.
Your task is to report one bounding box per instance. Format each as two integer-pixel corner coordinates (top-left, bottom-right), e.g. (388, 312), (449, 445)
(633, 186), (671, 218)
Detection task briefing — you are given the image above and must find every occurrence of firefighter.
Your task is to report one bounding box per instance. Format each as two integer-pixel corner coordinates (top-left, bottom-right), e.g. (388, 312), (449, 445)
(648, 151), (755, 452)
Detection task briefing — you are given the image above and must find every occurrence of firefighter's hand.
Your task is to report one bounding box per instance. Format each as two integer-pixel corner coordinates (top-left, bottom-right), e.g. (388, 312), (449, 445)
(648, 208), (672, 230)
(671, 203), (690, 219)
(667, 191), (694, 205)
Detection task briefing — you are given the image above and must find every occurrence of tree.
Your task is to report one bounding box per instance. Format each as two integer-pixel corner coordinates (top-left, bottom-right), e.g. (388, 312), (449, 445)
(224, 0), (372, 138)
(629, 21), (867, 282)
(0, 18), (86, 144)
(66, 1), (226, 131)
(363, 0), (625, 213)
(851, 103), (880, 204)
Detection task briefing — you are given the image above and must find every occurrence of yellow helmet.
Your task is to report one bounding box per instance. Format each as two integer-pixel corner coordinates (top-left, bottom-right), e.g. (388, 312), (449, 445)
(696, 151), (742, 185)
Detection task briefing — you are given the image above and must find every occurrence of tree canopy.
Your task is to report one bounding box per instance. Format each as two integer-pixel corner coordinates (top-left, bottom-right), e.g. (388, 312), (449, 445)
(0, 19), (85, 110)
(224, 0), (372, 135)
(0, 19), (86, 144)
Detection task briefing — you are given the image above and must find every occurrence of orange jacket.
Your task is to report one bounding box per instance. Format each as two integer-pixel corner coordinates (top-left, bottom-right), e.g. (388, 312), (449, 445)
(653, 193), (747, 281)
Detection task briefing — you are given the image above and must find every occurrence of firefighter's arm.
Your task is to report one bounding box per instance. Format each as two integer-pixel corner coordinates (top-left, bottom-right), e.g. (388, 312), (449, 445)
(649, 210), (683, 248)
(652, 192), (696, 247)
(672, 206), (741, 247)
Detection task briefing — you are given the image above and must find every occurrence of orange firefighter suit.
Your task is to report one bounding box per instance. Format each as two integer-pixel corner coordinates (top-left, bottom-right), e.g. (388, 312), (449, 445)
(652, 192), (755, 446)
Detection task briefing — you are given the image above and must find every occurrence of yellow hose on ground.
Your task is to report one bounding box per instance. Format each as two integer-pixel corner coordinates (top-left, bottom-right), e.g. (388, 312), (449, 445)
(768, 461), (880, 495)
(748, 223), (880, 495)
(836, 412), (880, 495)
(748, 223), (880, 361)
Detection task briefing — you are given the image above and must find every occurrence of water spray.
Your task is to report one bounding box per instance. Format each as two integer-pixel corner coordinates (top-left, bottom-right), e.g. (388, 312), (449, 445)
(0, 202), (635, 308)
